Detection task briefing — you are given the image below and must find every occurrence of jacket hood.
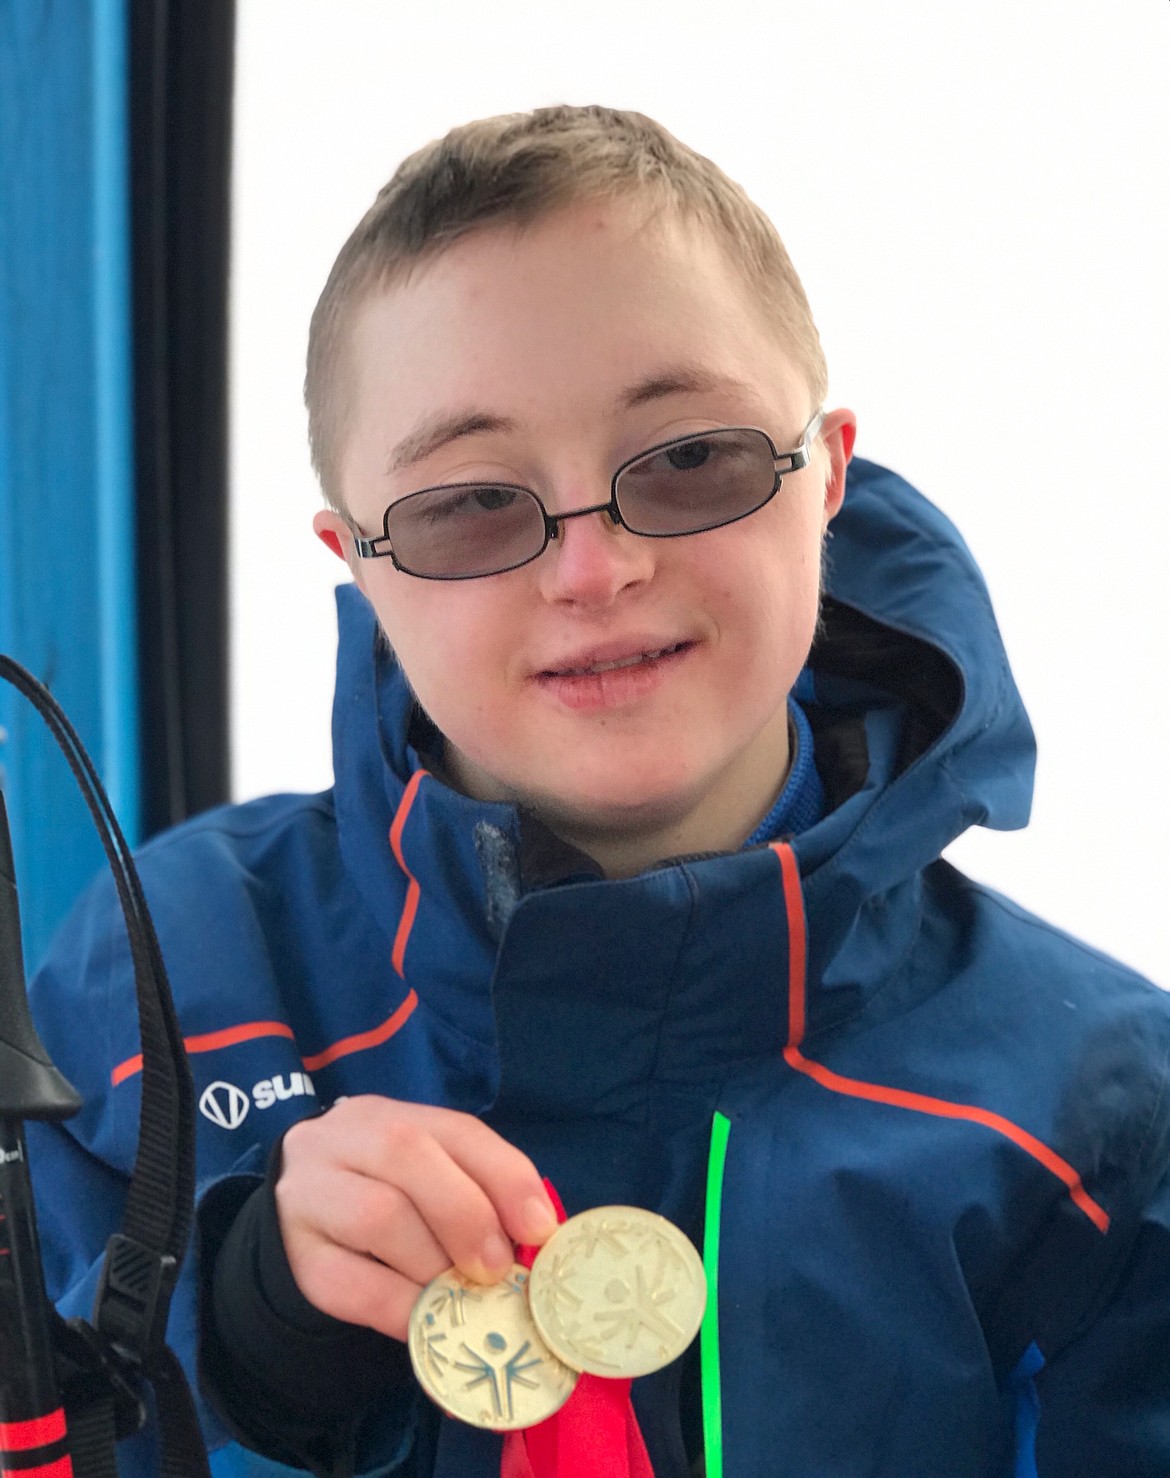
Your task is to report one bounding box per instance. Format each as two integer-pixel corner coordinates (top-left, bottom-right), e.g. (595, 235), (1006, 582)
(330, 455), (1035, 1000)
(799, 458), (1033, 854)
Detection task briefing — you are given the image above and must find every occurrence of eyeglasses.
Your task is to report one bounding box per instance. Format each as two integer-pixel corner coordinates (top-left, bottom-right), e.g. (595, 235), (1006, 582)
(349, 410), (825, 581)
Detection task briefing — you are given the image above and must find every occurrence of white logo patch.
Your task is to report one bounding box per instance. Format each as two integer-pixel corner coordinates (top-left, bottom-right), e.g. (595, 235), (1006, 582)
(199, 1080), (250, 1130)
(198, 1073), (318, 1129)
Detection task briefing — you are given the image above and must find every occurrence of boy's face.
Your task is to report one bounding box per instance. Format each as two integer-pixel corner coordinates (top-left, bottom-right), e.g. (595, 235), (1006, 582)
(316, 200), (853, 873)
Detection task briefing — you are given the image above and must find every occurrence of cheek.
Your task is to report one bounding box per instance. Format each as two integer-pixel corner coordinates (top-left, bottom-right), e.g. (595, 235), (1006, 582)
(713, 521), (824, 633)
(369, 586), (506, 724)
(720, 569), (823, 711)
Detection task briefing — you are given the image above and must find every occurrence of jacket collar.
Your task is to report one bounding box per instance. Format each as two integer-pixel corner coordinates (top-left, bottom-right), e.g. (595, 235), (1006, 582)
(328, 456), (1035, 1034)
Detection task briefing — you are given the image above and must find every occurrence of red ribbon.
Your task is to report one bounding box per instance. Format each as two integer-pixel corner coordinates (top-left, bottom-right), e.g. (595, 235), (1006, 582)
(499, 1183), (654, 1478)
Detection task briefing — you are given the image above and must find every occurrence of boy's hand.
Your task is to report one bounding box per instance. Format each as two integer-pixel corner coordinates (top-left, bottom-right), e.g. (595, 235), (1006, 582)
(274, 1095), (558, 1341)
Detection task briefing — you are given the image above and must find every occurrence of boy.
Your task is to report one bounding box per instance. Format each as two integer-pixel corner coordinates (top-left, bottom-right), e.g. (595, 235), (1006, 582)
(28, 105), (1170, 1477)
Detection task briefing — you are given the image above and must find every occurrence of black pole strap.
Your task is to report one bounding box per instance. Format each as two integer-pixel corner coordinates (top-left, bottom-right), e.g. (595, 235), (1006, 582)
(0, 655), (209, 1477)
(0, 658), (193, 1266)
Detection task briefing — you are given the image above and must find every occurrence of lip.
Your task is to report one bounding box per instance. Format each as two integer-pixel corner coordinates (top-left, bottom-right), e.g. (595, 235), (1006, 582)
(534, 636), (694, 678)
(531, 637), (697, 712)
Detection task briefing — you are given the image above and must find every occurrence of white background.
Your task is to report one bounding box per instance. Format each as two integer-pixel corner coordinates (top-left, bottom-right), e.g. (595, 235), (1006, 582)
(229, 0), (1169, 983)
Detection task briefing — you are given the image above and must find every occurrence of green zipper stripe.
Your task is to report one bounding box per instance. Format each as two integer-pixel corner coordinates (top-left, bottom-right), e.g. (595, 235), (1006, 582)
(701, 1110), (732, 1478)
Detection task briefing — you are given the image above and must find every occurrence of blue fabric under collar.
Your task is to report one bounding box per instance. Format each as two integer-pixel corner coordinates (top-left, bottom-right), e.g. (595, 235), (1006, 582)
(742, 692), (823, 847)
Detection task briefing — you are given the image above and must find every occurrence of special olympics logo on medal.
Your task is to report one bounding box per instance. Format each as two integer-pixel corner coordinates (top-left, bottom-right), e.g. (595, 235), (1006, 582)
(199, 1080), (250, 1130)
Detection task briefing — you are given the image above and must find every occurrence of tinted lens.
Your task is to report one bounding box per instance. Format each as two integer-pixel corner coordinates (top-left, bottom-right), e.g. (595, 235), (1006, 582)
(385, 483), (546, 578)
(615, 428), (776, 536)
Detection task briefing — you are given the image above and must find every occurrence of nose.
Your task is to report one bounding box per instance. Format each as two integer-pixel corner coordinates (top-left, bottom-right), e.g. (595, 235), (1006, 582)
(537, 500), (654, 607)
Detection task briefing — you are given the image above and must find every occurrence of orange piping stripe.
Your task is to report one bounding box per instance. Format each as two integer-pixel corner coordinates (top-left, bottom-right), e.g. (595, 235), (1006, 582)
(110, 997), (419, 1087)
(781, 1043), (1110, 1232)
(110, 776), (432, 1088)
(111, 1020), (295, 1086)
(773, 842), (807, 1046)
(302, 989), (419, 1071)
(389, 769), (427, 978)
(769, 842), (1111, 1236)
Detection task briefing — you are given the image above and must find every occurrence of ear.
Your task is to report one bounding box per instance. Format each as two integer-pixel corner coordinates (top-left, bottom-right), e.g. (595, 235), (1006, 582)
(818, 408), (857, 529)
(313, 508), (365, 588)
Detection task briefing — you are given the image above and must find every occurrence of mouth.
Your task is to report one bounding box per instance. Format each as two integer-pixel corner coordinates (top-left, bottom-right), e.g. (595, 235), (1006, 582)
(541, 641), (693, 678)
(533, 640), (697, 712)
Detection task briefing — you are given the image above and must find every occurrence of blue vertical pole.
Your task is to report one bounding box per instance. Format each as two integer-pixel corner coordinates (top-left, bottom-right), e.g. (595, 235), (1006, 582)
(0, 0), (139, 966)
(94, 0), (141, 843)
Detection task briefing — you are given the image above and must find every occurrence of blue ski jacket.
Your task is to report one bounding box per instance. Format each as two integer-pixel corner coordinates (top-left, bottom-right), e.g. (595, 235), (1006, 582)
(26, 457), (1170, 1477)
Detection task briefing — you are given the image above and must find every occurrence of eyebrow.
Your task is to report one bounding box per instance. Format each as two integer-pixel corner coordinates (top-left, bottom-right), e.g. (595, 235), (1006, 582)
(621, 365), (754, 408)
(386, 412), (517, 474)
(384, 365), (755, 475)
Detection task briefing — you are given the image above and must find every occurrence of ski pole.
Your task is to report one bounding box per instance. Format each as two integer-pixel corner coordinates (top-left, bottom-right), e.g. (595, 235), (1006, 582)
(0, 793), (83, 1477)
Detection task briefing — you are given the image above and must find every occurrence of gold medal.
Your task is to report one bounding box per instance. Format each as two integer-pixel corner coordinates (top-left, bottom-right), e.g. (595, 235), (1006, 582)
(408, 1263), (578, 1430)
(528, 1205), (707, 1378)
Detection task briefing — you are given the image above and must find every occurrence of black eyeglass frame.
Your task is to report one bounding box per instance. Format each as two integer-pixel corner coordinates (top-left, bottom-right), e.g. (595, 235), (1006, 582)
(348, 409), (825, 581)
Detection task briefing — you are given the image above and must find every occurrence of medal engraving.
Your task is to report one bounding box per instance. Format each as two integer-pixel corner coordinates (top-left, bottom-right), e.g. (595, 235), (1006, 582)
(528, 1206), (707, 1378)
(408, 1264), (578, 1429)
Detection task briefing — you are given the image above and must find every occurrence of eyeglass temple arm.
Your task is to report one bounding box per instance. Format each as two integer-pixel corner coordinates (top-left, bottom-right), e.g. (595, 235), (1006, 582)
(342, 514), (395, 561)
(775, 409), (825, 472)
(352, 534), (395, 559)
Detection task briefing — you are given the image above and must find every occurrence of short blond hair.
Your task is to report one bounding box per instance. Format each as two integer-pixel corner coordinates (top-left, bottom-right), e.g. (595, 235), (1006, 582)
(305, 104), (828, 507)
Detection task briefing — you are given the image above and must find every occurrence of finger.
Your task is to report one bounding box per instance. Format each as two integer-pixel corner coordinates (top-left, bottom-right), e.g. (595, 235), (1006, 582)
(354, 1121), (522, 1280)
(426, 1112), (558, 1247)
(286, 1098), (558, 1271)
(286, 1113), (518, 1282)
(277, 1162), (452, 1287)
(289, 1234), (423, 1341)
(327, 1100), (556, 1269)
(362, 1100), (558, 1244)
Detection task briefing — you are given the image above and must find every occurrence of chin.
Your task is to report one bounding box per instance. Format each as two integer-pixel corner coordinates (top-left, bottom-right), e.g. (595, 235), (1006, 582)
(449, 740), (710, 836)
(528, 775), (701, 837)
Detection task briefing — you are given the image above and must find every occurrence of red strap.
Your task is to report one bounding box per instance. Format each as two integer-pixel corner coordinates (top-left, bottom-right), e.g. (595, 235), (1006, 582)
(500, 1183), (654, 1478)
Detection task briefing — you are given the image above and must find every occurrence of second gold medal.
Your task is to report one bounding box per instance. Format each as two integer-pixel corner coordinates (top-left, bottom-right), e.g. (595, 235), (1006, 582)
(528, 1205), (707, 1379)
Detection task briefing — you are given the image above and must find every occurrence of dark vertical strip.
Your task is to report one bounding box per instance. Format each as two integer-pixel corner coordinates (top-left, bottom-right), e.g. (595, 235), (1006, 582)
(128, 0), (181, 830)
(130, 0), (235, 835)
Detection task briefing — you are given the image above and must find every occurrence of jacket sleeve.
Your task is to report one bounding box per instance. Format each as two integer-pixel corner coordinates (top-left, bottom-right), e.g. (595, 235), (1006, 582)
(198, 1145), (418, 1477)
(25, 860), (422, 1477)
(1033, 1171), (1170, 1475)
